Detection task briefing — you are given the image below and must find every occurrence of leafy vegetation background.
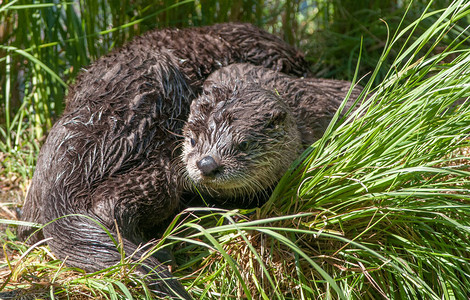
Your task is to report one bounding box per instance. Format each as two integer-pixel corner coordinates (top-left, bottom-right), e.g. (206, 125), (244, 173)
(2, 0), (470, 299)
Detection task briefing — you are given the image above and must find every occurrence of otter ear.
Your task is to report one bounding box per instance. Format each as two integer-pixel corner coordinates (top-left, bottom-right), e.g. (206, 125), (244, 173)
(265, 110), (287, 129)
(210, 85), (230, 101)
(195, 94), (215, 115)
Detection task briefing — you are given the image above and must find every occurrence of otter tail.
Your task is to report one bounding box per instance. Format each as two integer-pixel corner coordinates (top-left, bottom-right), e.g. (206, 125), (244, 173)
(40, 215), (191, 299)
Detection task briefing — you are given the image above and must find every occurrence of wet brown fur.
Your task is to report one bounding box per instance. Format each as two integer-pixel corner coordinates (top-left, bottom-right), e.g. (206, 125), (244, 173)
(183, 63), (362, 204)
(19, 24), (309, 299)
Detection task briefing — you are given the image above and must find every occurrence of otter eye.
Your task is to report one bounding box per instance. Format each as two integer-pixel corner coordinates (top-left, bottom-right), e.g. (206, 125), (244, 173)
(238, 141), (250, 151)
(266, 111), (287, 129)
(190, 138), (196, 147)
(265, 121), (276, 129)
(238, 140), (258, 151)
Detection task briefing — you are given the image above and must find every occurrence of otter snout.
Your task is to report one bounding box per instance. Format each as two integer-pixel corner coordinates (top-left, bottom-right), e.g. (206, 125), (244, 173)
(197, 156), (222, 177)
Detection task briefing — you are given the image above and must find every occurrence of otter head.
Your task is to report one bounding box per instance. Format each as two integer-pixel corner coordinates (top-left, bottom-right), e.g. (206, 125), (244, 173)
(182, 81), (302, 199)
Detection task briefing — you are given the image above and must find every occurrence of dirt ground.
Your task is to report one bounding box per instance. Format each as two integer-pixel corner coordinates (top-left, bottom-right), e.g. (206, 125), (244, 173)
(0, 169), (31, 299)
(0, 177), (24, 224)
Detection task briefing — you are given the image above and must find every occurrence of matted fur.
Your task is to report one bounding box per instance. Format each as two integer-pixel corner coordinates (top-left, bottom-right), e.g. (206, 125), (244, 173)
(183, 63), (362, 205)
(19, 24), (309, 299)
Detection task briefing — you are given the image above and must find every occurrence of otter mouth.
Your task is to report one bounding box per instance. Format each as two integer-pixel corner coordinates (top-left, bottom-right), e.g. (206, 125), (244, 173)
(185, 154), (285, 196)
(188, 168), (254, 192)
(197, 174), (247, 190)
(189, 166), (277, 198)
(187, 157), (245, 187)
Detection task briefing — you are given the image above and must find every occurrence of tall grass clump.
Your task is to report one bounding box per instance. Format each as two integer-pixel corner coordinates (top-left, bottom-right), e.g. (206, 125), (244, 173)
(167, 1), (470, 299)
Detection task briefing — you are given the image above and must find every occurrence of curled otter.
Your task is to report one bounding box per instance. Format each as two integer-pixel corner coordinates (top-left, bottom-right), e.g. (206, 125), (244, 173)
(19, 24), (309, 299)
(183, 63), (361, 202)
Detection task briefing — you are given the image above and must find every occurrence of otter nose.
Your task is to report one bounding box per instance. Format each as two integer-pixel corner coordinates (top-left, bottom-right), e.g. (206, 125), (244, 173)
(197, 156), (221, 177)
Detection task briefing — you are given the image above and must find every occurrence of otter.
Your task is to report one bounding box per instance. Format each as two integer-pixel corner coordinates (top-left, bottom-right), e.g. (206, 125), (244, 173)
(19, 24), (309, 299)
(182, 63), (362, 204)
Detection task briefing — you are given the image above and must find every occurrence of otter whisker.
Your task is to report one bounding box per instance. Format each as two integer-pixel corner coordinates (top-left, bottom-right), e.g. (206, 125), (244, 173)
(180, 63), (360, 210)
